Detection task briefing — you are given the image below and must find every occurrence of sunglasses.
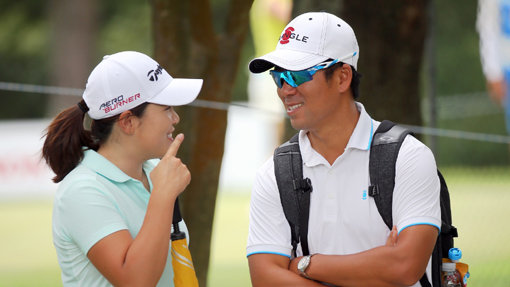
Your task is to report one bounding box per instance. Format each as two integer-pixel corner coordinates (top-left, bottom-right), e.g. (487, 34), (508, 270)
(270, 59), (339, 89)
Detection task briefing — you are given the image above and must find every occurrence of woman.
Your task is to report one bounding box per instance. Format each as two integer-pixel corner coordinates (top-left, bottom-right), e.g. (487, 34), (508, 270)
(42, 51), (203, 286)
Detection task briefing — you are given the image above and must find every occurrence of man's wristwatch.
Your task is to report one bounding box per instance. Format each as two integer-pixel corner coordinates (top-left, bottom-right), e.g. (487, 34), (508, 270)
(297, 254), (314, 279)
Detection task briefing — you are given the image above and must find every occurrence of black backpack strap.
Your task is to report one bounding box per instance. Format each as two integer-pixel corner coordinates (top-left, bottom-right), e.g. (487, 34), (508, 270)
(274, 133), (313, 257)
(370, 120), (449, 287)
(370, 121), (430, 286)
(426, 171), (458, 287)
(369, 120), (412, 230)
(419, 274), (432, 287)
(437, 170), (458, 255)
(431, 170), (458, 287)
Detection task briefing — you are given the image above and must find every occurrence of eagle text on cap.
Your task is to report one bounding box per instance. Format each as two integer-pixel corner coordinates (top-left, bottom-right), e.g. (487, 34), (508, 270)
(280, 27), (309, 44)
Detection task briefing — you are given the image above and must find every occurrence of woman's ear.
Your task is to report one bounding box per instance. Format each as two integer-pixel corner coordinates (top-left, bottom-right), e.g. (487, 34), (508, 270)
(117, 111), (136, 134)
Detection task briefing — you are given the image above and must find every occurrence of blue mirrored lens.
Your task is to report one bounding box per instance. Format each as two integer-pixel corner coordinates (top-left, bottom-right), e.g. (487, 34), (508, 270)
(270, 70), (313, 88)
(270, 71), (287, 88)
(290, 71), (314, 86)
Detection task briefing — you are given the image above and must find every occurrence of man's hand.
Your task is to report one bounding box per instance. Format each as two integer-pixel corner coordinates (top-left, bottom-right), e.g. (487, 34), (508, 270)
(249, 253), (324, 286)
(288, 226), (398, 278)
(487, 79), (506, 106)
(385, 226), (398, 247)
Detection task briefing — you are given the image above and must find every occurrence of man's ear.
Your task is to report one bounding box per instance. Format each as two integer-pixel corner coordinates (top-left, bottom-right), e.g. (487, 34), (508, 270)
(337, 63), (353, 93)
(117, 111), (136, 134)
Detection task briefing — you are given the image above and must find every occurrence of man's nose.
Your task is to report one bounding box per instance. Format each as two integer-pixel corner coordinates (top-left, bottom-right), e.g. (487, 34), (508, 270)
(280, 80), (297, 93)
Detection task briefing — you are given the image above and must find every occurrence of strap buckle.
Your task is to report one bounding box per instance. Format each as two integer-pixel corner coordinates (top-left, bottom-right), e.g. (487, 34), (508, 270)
(293, 178), (313, 193)
(368, 184), (379, 196)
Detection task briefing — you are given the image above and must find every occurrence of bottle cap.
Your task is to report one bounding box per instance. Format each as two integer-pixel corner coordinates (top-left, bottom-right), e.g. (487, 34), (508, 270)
(442, 262), (456, 272)
(448, 248), (462, 261)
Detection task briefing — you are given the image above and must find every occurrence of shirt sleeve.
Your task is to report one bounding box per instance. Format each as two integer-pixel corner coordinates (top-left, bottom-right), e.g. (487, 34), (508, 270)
(246, 158), (293, 258)
(54, 178), (128, 254)
(393, 136), (441, 234)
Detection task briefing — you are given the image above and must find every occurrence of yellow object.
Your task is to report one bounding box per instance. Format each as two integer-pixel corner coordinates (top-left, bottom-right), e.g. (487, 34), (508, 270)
(443, 258), (470, 287)
(171, 238), (199, 287)
(250, 0), (292, 56)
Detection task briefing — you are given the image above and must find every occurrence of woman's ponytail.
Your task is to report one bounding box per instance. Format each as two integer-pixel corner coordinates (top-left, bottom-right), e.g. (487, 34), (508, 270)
(42, 100), (98, 183)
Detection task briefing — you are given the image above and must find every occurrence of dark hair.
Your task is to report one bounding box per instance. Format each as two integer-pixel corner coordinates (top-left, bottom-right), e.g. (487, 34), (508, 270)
(42, 100), (149, 183)
(324, 62), (362, 100)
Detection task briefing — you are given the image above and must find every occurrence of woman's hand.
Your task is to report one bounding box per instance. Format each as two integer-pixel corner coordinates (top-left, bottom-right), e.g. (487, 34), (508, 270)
(150, 133), (191, 199)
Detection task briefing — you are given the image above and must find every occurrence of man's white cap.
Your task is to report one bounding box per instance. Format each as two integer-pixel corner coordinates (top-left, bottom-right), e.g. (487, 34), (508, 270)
(249, 12), (359, 73)
(83, 51), (203, 120)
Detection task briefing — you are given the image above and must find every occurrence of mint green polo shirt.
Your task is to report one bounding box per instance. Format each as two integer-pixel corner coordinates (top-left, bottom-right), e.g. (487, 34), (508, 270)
(53, 149), (187, 287)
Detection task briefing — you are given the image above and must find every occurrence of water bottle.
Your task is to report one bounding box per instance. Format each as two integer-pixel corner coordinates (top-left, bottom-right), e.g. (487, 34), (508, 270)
(448, 247), (470, 286)
(442, 262), (462, 287)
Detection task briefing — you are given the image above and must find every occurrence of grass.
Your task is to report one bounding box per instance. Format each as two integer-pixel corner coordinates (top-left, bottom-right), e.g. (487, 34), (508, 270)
(0, 201), (61, 287)
(440, 166), (510, 286)
(0, 166), (509, 286)
(208, 191), (251, 286)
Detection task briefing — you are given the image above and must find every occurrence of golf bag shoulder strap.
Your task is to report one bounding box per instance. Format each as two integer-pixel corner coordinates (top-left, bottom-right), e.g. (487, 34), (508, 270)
(274, 133), (313, 257)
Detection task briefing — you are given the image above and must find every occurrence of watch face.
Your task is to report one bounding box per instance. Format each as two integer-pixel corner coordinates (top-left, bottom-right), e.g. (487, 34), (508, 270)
(298, 255), (310, 271)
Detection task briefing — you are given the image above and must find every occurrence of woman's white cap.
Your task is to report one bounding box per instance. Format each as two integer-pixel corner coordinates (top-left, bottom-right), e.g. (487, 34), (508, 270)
(83, 51), (203, 120)
(249, 12), (359, 73)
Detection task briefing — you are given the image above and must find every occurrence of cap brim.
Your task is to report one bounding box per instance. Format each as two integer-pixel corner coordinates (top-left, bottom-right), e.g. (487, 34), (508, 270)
(249, 49), (329, 73)
(149, 78), (203, 106)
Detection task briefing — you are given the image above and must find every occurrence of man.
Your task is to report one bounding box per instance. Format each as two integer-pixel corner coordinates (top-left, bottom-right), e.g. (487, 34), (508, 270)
(246, 12), (441, 286)
(477, 0), (510, 144)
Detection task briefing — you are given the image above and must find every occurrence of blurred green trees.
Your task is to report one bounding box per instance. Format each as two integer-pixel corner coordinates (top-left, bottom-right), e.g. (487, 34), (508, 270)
(0, 0), (49, 118)
(0, 0), (491, 117)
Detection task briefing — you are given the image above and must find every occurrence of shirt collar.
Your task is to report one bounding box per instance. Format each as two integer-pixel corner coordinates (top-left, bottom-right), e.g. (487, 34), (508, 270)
(346, 102), (374, 151)
(81, 149), (155, 184)
(299, 102), (374, 167)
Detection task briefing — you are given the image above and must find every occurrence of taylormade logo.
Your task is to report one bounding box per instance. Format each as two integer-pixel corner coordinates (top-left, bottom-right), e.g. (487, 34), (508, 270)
(147, 65), (163, 81)
(279, 26), (309, 44)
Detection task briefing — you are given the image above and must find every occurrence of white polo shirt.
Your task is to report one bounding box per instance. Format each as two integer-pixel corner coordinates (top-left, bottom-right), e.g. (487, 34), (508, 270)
(247, 103), (440, 286)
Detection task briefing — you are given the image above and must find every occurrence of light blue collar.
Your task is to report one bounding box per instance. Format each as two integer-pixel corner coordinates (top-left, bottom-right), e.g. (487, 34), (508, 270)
(81, 149), (155, 184)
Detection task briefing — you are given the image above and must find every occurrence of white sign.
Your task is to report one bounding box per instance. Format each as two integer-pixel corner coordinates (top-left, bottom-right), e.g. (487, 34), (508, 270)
(0, 119), (57, 199)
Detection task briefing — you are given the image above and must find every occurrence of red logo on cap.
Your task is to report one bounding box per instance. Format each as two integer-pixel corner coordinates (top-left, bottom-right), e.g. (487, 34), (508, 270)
(280, 27), (295, 44)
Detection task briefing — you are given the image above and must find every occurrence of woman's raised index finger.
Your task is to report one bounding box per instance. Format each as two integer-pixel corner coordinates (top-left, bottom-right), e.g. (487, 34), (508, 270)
(165, 133), (184, 158)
